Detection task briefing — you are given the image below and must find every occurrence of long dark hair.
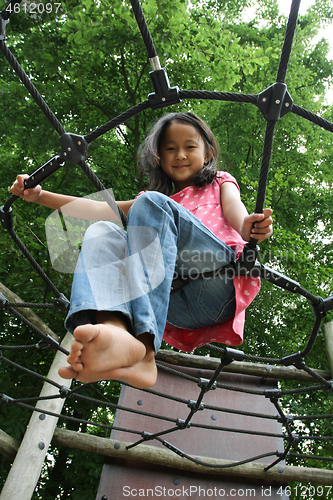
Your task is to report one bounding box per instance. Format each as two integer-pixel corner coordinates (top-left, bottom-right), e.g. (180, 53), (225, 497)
(139, 112), (220, 195)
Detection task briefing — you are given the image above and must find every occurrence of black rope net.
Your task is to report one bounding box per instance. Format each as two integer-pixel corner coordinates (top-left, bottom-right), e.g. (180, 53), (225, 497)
(0, 0), (333, 478)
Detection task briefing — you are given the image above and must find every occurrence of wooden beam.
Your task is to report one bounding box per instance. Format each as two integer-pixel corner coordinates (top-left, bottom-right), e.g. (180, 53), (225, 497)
(0, 429), (19, 461)
(51, 427), (333, 486)
(3, 419), (332, 487)
(0, 332), (72, 500)
(0, 282), (60, 342)
(156, 349), (331, 382)
(323, 321), (333, 378)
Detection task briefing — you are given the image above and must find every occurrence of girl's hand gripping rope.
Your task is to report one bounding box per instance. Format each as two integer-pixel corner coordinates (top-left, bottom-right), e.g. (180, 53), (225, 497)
(10, 174), (42, 203)
(241, 208), (273, 244)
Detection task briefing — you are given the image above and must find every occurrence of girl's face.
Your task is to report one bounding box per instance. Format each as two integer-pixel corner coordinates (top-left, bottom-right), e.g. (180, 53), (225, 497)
(159, 121), (210, 192)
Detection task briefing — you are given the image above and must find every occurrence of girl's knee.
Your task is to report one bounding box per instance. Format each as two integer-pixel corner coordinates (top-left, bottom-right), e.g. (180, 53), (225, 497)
(83, 220), (124, 241)
(132, 191), (168, 210)
(128, 192), (173, 225)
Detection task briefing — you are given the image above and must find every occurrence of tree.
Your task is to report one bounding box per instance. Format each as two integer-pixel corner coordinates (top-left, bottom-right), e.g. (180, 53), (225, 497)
(0, 0), (332, 497)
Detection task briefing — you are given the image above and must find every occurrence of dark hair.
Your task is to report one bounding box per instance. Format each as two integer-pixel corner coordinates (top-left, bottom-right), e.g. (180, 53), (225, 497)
(139, 112), (220, 195)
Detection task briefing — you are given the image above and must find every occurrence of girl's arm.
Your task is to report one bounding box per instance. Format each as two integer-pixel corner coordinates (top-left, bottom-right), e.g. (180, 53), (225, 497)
(220, 182), (273, 243)
(10, 174), (135, 220)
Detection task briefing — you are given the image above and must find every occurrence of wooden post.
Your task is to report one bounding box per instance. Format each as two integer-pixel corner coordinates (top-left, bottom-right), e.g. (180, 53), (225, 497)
(0, 429), (19, 461)
(0, 332), (72, 500)
(323, 320), (333, 377)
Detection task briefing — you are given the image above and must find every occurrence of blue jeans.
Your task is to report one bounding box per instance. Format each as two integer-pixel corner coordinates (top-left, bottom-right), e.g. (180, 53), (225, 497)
(65, 191), (237, 352)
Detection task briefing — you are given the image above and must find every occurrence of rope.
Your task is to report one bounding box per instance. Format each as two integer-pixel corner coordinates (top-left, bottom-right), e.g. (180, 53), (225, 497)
(157, 363), (265, 395)
(0, 344), (45, 352)
(4, 399), (143, 436)
(190, 421), (285, 440)
(129, 0), (157, 59)
(292, 104), (333, 133)
(179, 90), (257, 104)
(295, 413), (333, 421)
(1, 301), (64, 350)
(84, 92), (257, 146)
(2, 351), (333, 468)
(289, 453), (333, 462)
(254, 120), (276, 215)
(132, 382), (279, 421)
(155, 437), (279, 469)
(7, 228), (63, 298)
(204, 343), (282, 364)
(84, 100), (150, 144)
(276, 0), (301, 83)
(1, 301), (56, 310)
(301, 315), (325, 358)
(76, 159), (128, 228)
(0, 41), (65, 136)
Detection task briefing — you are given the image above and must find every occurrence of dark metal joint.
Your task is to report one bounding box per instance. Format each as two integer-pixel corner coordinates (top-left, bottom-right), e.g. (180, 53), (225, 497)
(36, 339), (52, 350)
(187, 400), (204, 411)
(0, 293), (8, 309)
(312, 296), (333, 316)
(43, 334), (61, 350)
(59, 386), (72, 398)
(257, 82), (293, 121)
(52, 294), (70, 312)
(235, 242), (260, 275)
(291, 433), (300, 443)
(0, 14), (9, 40)
(0, 205), (13, 231)
(198, 377), (216, 390)
(60, 133), (88, 164)
(282, 351), (305, 370)
(176, 418), (191, 429)
(0, 393), (14, 405)
(222, 347), (245, 365)
(141, 431), (153, 441)
(24, 156), (65, 190)
(264, 388), (281, 399)
(148, 68), (181, 109)
(277, 414), (293, 424)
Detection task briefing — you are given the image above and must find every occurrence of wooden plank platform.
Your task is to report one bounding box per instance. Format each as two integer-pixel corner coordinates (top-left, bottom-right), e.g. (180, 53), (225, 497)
(96, 362), (288, 500)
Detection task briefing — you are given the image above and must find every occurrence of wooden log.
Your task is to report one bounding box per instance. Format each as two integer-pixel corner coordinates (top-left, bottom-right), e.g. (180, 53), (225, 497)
(3, 423), (332, 487)
(0, 429), (19, 461)
(0, 282), (60, 342)
(323, 321), (333, 377)
(51, 427), (333, 486)
(156, 349), (331, 382)
(0, 332), (72, 500)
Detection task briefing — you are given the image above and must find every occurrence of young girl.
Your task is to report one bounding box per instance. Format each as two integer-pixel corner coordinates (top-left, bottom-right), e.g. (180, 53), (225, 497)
(11, 112), (273, 389)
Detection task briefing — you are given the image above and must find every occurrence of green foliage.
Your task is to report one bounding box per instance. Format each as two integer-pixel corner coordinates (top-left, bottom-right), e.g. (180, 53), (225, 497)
(0, 0), (333, 497)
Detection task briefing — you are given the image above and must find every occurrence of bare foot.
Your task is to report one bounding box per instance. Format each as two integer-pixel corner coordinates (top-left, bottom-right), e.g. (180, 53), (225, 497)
(58, 323), (157, 389)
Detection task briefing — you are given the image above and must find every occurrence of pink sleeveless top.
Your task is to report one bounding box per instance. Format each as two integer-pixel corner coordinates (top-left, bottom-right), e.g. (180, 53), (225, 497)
(162, 171), (260, 351)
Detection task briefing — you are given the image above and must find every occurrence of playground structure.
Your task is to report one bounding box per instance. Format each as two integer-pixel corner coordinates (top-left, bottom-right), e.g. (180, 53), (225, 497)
(1, 0), (333, 498)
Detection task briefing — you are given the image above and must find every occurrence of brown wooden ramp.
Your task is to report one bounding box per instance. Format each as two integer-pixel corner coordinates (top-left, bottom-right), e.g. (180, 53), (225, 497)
(96, 362), (288, 500)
